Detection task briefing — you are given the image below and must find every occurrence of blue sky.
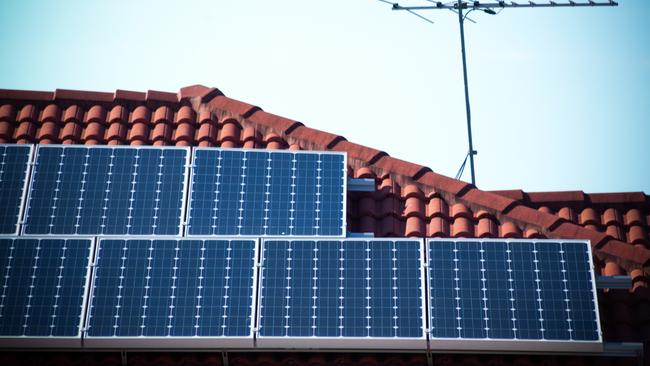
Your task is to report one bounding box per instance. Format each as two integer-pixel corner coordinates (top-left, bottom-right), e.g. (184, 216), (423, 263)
(1, 0), (648, 193)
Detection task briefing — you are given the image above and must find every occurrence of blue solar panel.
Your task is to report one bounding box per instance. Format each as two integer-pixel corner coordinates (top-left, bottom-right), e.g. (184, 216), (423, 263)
(0, 237), (93, 347)
(0, 144), (32, 235)
(22, 145), (189, 236)
(427, 239), (601, 353)
(85, 238), (256, 348)
(258, 239), (426, 349)
(187, 148), (346, 237)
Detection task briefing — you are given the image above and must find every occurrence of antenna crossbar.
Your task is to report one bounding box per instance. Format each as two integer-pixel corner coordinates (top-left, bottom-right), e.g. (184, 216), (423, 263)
(392, 1), (618, 11)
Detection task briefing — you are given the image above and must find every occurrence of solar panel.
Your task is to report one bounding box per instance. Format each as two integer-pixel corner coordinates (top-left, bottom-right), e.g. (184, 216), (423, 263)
(22, 145), (189, 236)
(187, 148), (346, 237)
(0, 144), (32, 235)
(427, 239), (602, 353)
(84, 238), (257, 348)
(257, 239), (426, 349)
(0, 237), (93, 348)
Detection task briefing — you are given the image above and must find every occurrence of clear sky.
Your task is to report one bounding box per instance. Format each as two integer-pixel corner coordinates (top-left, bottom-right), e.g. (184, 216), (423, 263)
(1, 0), (648, 193)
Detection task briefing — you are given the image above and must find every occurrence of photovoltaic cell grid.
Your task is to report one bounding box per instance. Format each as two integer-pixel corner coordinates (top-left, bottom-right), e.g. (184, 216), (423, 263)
(85, 238), (256, 345)
(0, 237), (92, 340)
(258, 239), (425, 346)
(428, 239), (600, 344)
(0, 145), (31, 235)
(187, 148), (346, 237)
(23, 145), (189, 236)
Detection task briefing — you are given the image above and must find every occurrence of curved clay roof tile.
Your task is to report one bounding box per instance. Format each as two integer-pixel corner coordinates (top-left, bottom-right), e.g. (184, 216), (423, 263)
(86, 105), (106, 124)
(41, 104), (61, 124)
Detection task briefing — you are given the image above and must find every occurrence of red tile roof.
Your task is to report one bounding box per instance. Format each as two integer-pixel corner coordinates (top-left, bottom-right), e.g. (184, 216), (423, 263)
(1, 84), (649, 350)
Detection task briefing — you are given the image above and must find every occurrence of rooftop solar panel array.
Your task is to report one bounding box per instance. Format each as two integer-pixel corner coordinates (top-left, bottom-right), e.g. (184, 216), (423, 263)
(0, 145), (32, 235)
(85, 238), (257, 348)
(187, 148), (346, 237)
(427, 239), (601, 353)
(0, 144), (606, 354)
(257, 239), (426, 349)
(22, 146), (189, 236)
(0, 237), (93, 348)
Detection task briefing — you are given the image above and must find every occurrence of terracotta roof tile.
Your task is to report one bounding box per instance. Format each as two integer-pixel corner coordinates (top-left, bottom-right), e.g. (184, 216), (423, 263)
(331, 140), (387, 166)
(207, 95), (260, 118)
(286, 125), (344, 150)
(114, 89), (146, 102)
(55, 88), (113, 103)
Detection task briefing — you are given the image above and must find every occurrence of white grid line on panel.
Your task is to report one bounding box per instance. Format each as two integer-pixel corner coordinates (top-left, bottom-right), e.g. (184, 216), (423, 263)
(47, 151), (66, 234)
(22, 241), (41, 335)
(151, 152), (165, 233)
(365, 240), (371, 337)
(194, 239), (206, 336)
(338, 240), (344, 337)
(505, 242), (518, 339)
(479, 241), (489, 338)
(73, 152), (90, 234)
(0, 241), (15, 319)
(211, 152), (223, 235)
(532, 242), (545, 339)
(167, 240), (181, 336)
(113, 243), (128, 336)
(125, 153), (140, 235)
(237, 153), (247, 236)
(453, 241), (462, 338)
(140, 240), (155, 336)
(311, 241), (318, 336)
(49, 241), (68, 336)
(221, 240), (233, 335)
(288, 157), (297, 236)
(314, 156), (322, 235)
(284, 240), (293, 336)
(392, 240), (399, 338)
(100, 152), (116, 234)
(263, 153), (272, 236)
(558, 243), (573, 340)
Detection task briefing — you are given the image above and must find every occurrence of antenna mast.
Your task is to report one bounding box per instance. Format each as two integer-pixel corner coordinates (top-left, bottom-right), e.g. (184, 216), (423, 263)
(381, 0), (618, 186)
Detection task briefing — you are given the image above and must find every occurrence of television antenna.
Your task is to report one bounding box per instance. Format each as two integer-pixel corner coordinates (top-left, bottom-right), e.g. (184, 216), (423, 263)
(378, 1), (618, 186)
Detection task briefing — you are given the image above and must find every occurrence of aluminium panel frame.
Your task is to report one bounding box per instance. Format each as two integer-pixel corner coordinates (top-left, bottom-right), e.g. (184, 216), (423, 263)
(0, 236), (95, 348)
(186, 147), (348, 239)
(255, 237), (427, 350)
(425, 238), (603, 354)
(82, 236), (259, 349)
(21, 145), (191, 237)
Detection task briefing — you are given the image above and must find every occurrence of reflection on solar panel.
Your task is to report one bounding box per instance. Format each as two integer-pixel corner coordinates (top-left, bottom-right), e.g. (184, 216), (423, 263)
(0, 145), (32, 235)
(258, 239), (426, 349)
(23, 145), (189, 236)
(187, 148), (346, 237)
(427, 239), (602, 353)
(0, 237), (93, 348)
(85, 238), (257, 348)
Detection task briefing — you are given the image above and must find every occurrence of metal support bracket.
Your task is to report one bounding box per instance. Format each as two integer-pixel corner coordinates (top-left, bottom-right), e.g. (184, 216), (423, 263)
(595, 275), (632, 289)
(348, 178), (376, 192)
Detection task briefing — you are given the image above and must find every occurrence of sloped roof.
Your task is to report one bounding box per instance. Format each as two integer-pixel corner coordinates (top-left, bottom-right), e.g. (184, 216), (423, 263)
(1, 84), (649, 346)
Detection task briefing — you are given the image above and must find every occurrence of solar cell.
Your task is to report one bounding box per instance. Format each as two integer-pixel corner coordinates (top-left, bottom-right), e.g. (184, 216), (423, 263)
(85, 238), (257, 348)
(187, 148), (346, 237)
(257, 239), (426, 349)
(0, 144), (32, 235)
(22, 145), (189, 236)
(427, 239), (602, 353)
(0, 237), (93, 348)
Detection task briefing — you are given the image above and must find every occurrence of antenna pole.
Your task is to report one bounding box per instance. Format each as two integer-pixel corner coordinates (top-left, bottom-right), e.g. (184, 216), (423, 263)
(386, 0), (618, 186)
(457, 1), (477, 186)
